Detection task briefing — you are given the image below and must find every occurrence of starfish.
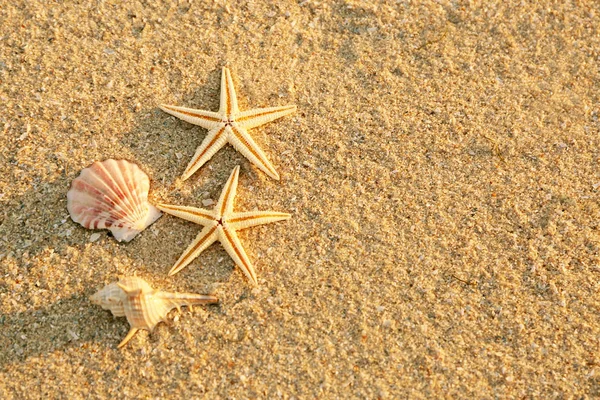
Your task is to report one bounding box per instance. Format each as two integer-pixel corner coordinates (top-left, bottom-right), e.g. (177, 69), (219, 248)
(160, 67), (296, 181)
(157, 166), (291, 285)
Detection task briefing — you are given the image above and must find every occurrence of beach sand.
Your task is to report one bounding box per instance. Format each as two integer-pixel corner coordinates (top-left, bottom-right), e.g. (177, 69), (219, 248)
(1, 0), (600, 398)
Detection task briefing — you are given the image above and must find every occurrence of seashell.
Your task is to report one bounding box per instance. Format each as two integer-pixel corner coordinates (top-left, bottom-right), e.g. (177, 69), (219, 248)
(67, 159), (162, 242)
(90, 276), (218, 348)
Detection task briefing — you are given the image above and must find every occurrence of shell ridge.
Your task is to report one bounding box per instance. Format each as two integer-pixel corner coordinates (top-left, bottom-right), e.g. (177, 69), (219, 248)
(85, 162), (128, 209)
(78, 171), (134, 220)
(156, 291), (219, 306)
(90, 161), (140, 219)
(71, 192), (131, 224)
(96, 160), (139, 217)
(70, 180), (130, 218)
(67, 159), (161, 242)
(114, 160), (146, 220)
(95, 160), (150, 229)
(124, 161), (150, 222)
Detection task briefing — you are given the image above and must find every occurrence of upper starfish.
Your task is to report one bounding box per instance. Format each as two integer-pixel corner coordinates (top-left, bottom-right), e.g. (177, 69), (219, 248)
(160, 67), (296, 181)
(156, 166), (291, 285)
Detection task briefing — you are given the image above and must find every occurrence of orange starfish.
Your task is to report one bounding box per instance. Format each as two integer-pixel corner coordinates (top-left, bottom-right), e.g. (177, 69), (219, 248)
(157, 166), (291, 285)
(160, 67), (296, 181)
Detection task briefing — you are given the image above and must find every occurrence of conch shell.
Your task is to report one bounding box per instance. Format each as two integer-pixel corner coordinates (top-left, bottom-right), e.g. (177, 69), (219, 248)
(90, 277), (218, 348)
(67, 159), (162, 242)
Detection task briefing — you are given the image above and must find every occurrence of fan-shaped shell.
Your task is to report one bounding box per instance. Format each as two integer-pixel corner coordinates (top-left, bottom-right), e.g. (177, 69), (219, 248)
(90, 276), (219, 348)
(67, 159), (162, 242)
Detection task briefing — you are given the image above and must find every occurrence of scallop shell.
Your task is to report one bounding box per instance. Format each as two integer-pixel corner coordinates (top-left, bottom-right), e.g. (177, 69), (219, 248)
(67, 159), (162, 242)
(90, 276), (218, 348)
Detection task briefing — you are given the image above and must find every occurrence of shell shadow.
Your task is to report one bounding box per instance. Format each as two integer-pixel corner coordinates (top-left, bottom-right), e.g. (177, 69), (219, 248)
(0, 290), (223, 369)
(0, 293), (107, 368)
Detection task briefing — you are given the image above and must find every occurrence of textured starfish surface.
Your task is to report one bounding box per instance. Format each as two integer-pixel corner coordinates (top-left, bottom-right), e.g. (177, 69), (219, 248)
(160, 67), (296, 181)
(157, 166), (291, 285)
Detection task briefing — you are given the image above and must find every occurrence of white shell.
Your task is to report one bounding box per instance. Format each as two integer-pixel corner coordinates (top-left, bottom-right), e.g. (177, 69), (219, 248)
(90, 276), (218, 348)
(67, 159), (162, 242)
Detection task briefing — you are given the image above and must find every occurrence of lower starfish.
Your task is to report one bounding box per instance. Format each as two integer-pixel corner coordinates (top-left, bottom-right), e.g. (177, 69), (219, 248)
(157, 166), (291, 285)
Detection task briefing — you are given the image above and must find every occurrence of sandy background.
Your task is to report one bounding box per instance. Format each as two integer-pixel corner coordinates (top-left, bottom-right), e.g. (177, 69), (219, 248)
(1, 0), (599, 398)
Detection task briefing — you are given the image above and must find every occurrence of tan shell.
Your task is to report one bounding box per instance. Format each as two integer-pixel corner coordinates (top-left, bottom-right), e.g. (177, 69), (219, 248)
(90, 277), (218, 348)
(67, 159), (162, 242)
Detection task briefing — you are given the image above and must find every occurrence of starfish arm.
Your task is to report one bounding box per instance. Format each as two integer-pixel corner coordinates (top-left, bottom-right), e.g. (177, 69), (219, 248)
(168, 225), (219, 276)
(215, 165), (240, 218)
(226, 210), (291, 231)
(159, 104), (222, 130)
(155, 203), (215, 226)
(181, 126), (228, 181)
(228, 125), (280, 180)
(218, 226), (258, 285)
(219, 67), (239, 115)
(235, 105), (297, 130)
(118, 327), (140, 348)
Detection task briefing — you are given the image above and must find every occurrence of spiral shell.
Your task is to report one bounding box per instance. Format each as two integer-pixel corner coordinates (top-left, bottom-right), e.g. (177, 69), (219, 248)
(67, 159), (162, 242)
(90, 276), (218, 348)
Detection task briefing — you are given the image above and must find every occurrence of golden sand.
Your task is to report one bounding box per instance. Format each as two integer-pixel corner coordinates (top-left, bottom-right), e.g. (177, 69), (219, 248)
(1, 1), (599, 398)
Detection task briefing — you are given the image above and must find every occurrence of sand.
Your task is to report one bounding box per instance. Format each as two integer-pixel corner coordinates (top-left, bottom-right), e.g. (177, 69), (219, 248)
(1, 0), (600, 398)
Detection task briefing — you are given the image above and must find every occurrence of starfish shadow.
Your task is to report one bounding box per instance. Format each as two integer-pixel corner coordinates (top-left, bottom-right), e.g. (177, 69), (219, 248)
(121, 69), (266, 186)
